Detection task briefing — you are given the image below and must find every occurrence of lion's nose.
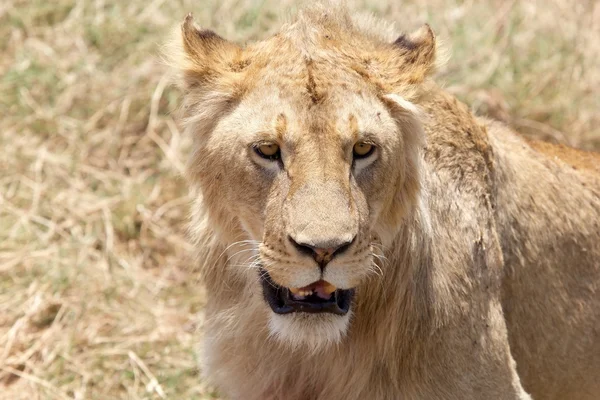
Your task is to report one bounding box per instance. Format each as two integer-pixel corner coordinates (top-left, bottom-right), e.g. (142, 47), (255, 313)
(288, 235), (355, 270)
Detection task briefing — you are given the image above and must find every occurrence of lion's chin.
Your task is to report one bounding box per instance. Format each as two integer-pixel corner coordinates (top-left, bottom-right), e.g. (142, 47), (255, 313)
(259, 270), (355, 350)
(268, 311), (352, 351)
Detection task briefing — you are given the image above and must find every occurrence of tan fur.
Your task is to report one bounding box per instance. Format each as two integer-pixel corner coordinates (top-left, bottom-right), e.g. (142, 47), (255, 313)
(169, 3), (600, 399)
(525, 139), (600, 173)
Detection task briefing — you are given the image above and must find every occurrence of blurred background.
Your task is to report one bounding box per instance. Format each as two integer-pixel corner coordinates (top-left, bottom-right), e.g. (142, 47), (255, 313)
(1, 0), (598, 398)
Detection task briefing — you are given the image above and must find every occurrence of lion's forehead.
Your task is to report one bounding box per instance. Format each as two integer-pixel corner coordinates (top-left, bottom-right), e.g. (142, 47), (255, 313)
(231, 95), (391, 156)
(254, 58), (373, 100)
(219, 39), (400, 153)
(235, 77), (391, 140)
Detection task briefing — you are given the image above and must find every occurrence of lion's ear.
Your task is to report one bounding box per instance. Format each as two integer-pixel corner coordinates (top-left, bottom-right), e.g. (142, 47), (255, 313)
(181, 14), (241, 80)
(170, 14), (247, 94)
(391, 24), (437, 84)
(167, 14), (249, 130)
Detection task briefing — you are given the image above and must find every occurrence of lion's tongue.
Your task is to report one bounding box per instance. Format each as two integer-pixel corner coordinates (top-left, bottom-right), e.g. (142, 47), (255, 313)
(313, 283), (335, 299)
(290, 280), (337, 300)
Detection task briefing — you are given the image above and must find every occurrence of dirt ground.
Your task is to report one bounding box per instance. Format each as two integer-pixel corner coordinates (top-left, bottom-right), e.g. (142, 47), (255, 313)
(1, 0), (598, 398)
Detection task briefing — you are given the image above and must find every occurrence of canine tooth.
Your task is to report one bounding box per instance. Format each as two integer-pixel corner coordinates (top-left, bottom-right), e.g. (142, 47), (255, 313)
(321, 282), (337, 295)
(289, 287), (301, 295)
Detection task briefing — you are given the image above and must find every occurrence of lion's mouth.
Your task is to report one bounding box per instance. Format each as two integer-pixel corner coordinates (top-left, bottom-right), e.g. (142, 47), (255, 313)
(259, 270), (354, 315)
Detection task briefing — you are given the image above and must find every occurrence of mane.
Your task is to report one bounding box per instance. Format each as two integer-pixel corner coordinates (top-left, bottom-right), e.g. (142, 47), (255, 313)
(278, 1), (399, 55)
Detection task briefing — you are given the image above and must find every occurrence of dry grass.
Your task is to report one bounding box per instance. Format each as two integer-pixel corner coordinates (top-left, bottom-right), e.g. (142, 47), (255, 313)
(1, 0), (598, 398)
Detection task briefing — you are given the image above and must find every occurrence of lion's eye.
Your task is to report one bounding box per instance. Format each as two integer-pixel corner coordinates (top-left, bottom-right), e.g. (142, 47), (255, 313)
(255, 143), (281, 160)
(353, 142), (375, 159)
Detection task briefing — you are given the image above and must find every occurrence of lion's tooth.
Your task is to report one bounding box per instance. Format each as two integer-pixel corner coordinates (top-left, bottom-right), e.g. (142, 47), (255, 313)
(292, 289), (312, 299)
(289, 287), (301, 295)
(321, 282), (337, 295)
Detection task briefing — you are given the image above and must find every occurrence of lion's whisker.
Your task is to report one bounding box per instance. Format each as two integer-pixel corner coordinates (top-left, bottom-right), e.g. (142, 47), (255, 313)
(226, 247), (259, 264)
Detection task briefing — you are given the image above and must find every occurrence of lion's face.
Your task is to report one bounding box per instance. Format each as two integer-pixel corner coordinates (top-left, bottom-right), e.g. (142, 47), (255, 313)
(175, 13), (435, 348)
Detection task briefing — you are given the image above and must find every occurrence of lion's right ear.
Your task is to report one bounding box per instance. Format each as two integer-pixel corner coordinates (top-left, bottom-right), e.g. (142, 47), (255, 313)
(167, 14), (247, 95)
(166, 14), (250, 132)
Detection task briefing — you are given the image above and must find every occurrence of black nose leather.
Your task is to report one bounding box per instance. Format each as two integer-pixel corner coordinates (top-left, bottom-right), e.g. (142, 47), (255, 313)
(288, 236), (354, 269)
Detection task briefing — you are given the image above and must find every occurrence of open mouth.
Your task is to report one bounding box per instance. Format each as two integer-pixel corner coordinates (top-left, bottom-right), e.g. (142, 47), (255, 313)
(259, 269), (354, 315)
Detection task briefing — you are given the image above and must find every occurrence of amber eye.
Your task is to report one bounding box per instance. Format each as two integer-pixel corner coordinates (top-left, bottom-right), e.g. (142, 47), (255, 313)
(353, 142), (375, 159)
(255, 143), (281, 160)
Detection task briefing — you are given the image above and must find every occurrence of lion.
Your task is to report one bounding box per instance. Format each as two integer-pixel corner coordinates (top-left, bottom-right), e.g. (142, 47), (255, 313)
(168, 3), (600, 399)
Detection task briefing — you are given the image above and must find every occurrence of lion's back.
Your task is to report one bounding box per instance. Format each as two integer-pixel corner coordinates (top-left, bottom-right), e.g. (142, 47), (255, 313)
(487, 120), (600, 399)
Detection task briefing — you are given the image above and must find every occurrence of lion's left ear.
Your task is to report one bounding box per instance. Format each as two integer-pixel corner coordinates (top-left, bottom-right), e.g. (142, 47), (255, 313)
(390, 24), (437, 85)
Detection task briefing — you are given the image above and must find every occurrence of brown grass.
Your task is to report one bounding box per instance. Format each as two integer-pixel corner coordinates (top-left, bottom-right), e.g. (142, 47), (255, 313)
(1, 0), (598, 398)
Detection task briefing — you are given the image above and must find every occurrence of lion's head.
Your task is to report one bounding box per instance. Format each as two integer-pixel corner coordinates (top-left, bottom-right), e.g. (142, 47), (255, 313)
(171, 4), (438, 349)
